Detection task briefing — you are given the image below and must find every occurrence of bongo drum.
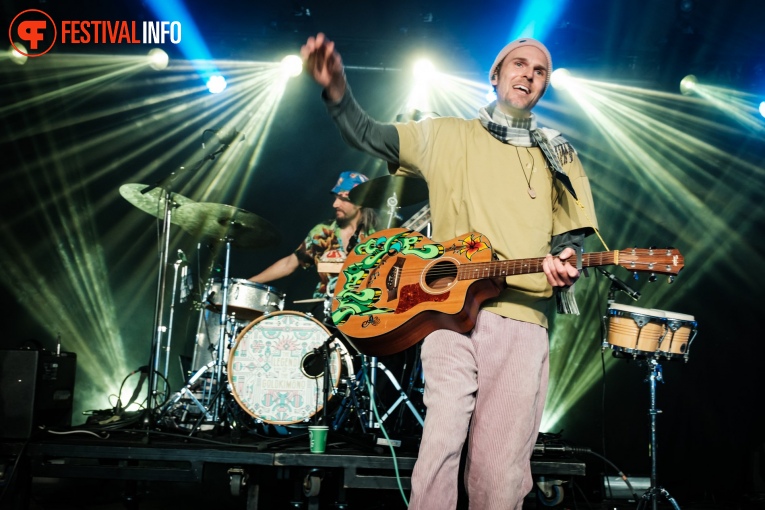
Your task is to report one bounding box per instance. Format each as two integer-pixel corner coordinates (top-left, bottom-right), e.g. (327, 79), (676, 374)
(605, 303), (667, 358)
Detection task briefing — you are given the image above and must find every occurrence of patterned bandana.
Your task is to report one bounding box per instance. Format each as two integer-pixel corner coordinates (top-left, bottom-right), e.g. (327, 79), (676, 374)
(478, 102), (576, 167)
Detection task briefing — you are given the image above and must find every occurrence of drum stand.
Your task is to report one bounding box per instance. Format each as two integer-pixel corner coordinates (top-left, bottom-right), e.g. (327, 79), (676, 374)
(159, 238), (237, 431)
(139, 182), (177, 426)
(636, 359), (681, 510)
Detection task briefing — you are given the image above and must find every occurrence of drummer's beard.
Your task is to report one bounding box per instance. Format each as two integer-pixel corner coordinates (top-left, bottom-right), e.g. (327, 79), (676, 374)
(335, 205), (360, 228)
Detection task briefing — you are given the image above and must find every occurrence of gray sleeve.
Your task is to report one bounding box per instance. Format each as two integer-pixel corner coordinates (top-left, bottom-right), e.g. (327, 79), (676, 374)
(550, 229), (586, 268)
(323, 87), (400, 165)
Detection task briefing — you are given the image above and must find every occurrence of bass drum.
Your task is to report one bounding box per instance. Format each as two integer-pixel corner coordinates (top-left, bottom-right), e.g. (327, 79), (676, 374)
(228, 311), (353, 425)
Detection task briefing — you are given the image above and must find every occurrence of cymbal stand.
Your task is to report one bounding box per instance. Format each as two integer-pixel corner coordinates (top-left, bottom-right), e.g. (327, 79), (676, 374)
(383, 192), (402, 229)
(209, 237), (234, 423)
(162, 254), (185, 391)
(140, 182), (176, 425)
(360, 192), (403, 430)
(636, 359), (681, 510)
(140, 143), (233, 427)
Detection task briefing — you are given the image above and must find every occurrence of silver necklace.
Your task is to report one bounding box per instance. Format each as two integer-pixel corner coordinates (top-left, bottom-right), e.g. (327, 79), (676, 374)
(515, 146), (536, 199)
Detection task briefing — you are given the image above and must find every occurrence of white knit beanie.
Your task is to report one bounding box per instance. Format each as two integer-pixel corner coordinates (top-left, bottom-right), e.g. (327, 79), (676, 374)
(489, 38), (552, 89)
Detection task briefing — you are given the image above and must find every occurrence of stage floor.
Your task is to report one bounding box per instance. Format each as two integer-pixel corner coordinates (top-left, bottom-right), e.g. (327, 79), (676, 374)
(1, 426), (755, 509)
(2, 426), (592, 509)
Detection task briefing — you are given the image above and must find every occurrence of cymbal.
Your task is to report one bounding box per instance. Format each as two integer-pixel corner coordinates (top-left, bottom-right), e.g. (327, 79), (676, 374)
(173, 202), (280, 248)
(349, 175), (428, 208)
(119, 183), (194, 224)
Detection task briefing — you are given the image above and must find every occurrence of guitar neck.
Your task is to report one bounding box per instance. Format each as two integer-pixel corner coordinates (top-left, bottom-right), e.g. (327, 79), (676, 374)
(457, 251), (617, 280)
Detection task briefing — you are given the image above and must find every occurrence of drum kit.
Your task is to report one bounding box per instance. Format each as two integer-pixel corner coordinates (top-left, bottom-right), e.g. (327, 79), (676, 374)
(119, 176), (430, 440)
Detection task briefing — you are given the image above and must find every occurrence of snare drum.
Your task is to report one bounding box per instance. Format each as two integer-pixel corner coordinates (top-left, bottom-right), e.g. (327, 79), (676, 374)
(206, 278), (285, 320)
(655, 309), (697, 361)
(605, 304), (667, 358)
(228, 311), (354, 425)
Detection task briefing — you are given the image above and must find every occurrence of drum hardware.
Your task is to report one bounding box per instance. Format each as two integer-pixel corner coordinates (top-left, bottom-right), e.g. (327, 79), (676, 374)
(159, 360), (217, 428)
(657, 310), (697, 362)
(346, 176), (431, 429)
(119, 182), (196, 423)
(635, 359), (682, 510)
(396, 343), (425, 430)
(369, 361), (425, 429)
(348, 174), (429, 223)
(329, 353), (425, 439)
(171, 201), (280, 424)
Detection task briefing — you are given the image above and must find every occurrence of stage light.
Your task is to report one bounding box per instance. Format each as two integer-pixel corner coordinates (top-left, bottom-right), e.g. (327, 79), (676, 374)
(8, 43), (28, 65)
(759, 101), (765, 118)
(147, 48), (169, 70)
(206, 74), (227, 94)
(412, 59), (435, 81)
(280, 55), (303, 77)
(680, 74), (698, 95)
(550, 68), (572, 91)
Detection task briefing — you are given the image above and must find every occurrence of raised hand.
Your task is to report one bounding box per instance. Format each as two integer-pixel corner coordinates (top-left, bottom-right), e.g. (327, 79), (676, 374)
(300, 33), (347, 102)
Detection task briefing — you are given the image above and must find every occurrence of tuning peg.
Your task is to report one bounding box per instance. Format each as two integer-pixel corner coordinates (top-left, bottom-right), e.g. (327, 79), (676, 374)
(668, 275), (675, 284)
(648, 273), (657, 283)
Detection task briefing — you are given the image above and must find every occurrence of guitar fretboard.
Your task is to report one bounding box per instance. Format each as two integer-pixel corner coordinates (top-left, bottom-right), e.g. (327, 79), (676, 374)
(457, 252), (618, 280)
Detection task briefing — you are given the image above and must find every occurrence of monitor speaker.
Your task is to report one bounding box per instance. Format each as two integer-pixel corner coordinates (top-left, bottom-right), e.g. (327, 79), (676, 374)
(0, 350), (76, 439)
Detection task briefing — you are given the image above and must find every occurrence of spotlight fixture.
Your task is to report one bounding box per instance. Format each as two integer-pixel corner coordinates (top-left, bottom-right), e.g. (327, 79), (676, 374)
(412, 59), (435, 80)
(759, 101), (765, 119)
(550, 68), (572, 91)
(206, 75), (227, 94)
(9, 43), (28, 65)
(147, 48), (169, 71)
(280, 55), (303, 78)
(679, 74), (698, 96)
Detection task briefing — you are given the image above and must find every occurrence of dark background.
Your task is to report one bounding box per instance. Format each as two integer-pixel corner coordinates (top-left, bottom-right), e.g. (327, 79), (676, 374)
(2, 0), (765, 505)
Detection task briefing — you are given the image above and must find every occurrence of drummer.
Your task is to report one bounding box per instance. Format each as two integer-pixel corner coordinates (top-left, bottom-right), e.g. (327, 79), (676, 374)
(248, 171), (379, 321)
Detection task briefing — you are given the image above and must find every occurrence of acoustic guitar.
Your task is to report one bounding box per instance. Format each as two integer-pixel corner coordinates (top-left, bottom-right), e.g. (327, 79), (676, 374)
(330, 228), (684, 356)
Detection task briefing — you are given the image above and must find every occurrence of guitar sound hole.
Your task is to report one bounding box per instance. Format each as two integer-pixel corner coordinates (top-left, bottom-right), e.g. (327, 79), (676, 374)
(424, 260), (457, 291)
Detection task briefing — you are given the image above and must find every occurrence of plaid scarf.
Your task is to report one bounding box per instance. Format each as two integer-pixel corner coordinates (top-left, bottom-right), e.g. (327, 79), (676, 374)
(478, 102), (576, 168)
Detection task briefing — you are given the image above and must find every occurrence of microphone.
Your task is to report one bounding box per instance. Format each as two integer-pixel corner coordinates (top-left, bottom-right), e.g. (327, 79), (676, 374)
(598, 268), (641, 301)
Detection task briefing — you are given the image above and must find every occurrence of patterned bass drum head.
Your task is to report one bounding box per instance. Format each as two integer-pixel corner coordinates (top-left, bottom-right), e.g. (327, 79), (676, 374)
(228, 311), (342, 424)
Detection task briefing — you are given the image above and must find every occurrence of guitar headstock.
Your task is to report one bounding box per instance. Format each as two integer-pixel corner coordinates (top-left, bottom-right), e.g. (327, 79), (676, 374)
(616, 248), (684, 276)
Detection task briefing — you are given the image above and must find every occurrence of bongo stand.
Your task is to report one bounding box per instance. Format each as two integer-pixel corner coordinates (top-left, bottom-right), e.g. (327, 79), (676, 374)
(636, 358), (681, 510)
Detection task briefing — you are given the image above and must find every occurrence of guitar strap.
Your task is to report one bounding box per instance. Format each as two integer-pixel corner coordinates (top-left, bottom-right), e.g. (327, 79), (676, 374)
(530, 129), (578, 201)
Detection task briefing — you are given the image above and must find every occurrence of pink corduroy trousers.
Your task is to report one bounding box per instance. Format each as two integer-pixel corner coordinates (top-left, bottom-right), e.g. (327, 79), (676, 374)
(408, 310), (550, 510)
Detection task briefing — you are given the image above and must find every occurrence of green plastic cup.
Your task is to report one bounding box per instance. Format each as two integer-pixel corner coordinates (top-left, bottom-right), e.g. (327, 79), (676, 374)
(308, 425), (329, 453)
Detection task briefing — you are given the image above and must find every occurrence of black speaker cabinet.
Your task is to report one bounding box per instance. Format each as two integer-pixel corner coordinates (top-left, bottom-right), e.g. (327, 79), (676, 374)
(0, 350), (77, 439)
